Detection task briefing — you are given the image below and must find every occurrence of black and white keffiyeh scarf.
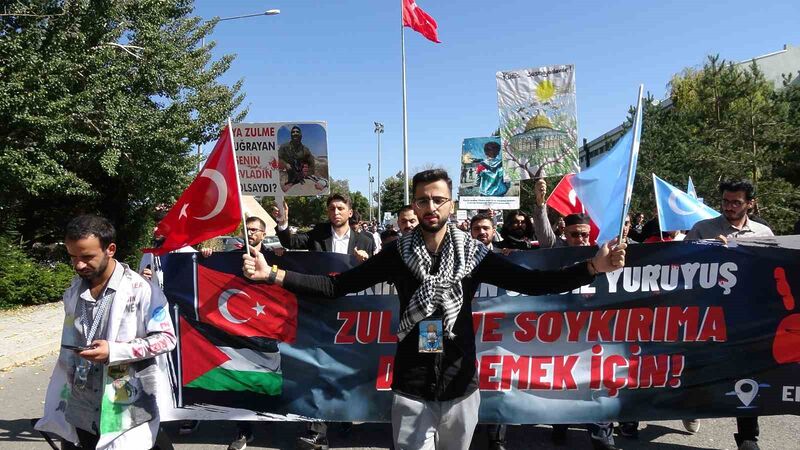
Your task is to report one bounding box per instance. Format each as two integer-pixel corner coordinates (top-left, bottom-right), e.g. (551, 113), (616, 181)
(397, 223), (489, 341)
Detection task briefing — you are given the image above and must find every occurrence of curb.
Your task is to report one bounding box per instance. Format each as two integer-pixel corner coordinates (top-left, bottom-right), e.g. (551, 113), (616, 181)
(0, 340), (60, 370)
(0, 302), (64, 370)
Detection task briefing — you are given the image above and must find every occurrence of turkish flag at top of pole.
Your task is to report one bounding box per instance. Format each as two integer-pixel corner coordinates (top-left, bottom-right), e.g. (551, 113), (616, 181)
(144, 119), (248, 256)
(400, 0), (440, 203)
(402, 0), (440, 43)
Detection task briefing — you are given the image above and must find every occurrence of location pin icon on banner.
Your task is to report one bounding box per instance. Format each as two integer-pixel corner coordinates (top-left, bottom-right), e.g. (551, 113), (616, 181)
(735, 379), (759, 407)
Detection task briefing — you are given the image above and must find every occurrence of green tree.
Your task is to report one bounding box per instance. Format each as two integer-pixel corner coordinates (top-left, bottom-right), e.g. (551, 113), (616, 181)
(626, 55), (800, 233)
(0, 0), (246, 258)
(350, 191), (370, 221)
(380, 171), (409, 216)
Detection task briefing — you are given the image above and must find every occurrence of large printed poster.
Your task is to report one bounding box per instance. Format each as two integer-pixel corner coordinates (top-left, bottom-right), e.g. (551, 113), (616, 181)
(161, 237), (800, 424)
(496, 65), (579, 181)
(458, 137), (520, 210)
(233, 122), (330, 197)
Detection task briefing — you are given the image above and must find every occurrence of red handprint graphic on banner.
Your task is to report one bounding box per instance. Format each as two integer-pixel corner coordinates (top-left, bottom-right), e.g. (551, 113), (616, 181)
(772, 267), (800, 364)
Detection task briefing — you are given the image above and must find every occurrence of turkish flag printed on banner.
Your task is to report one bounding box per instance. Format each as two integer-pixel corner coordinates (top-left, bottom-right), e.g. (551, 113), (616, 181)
(402, 0), (441, 43)
(197, 264), (297, 343)
(145, 127), (241, 255)
(546, 173), (600, 244)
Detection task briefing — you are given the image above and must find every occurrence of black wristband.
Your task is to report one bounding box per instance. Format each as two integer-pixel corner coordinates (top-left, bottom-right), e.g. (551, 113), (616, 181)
(266, 265), (278, 284)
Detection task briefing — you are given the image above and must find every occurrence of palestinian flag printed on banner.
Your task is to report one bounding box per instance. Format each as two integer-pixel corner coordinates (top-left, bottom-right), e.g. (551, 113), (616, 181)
(180, 316), (283, 395)
(177, 259), (298, 395)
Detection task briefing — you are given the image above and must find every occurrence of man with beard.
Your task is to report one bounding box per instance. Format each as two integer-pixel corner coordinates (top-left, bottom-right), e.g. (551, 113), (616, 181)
(686, 180), (773, 242)
(469, 213), (497, 249)
(278, 125), (316, 189)
(196, 216), (282, 450)
(534, 204), (619, 449)
(243, 169), (627, 450)
(275, 192), (374, 449)
(684, 180), (772, 450)
(497, 210), (536, 250)
(37, 215), (175, 449)
(276, 193), (375, 261)
(469, 212), (511, 450)
(397, 205), (419, 236)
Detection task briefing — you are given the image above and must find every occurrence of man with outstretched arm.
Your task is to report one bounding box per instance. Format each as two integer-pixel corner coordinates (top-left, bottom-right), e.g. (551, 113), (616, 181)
(242, 169), (627, 450)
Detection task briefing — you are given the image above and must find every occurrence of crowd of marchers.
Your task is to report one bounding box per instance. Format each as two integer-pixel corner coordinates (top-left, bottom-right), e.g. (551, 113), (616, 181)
(38, 168), (794, 450)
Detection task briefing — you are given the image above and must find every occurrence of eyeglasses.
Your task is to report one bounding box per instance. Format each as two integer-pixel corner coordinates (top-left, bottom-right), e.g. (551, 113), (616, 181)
(722, 199), (746, 208)
(568, 231), (590, 239)
(413, 196), (451, 210)
(246, 228), (265, 234)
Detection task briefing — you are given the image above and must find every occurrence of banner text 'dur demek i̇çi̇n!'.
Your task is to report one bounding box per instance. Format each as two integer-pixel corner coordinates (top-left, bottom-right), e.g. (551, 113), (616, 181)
(161, 237), (800, 423)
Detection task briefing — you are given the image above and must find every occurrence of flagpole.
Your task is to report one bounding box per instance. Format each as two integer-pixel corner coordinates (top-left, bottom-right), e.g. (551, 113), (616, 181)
(617, 85), (644, 244)
(173, 303), (184, 408)
(227, 118), (251, 256)
(401, 6), (410, 204)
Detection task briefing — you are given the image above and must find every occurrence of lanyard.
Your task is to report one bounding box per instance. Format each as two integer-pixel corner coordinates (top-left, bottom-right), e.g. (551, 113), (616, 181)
(152, 255), (163, 289)
(80, 290), (114, 346)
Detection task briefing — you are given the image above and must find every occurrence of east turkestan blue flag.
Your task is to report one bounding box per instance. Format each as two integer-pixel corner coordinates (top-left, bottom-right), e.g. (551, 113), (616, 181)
(687, 176), (704, 204)
(573, 88), (643, 244)
(653, 174), (720, 232)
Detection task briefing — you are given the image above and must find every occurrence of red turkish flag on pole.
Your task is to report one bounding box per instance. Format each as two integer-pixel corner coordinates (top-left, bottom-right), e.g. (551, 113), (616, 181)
(145, 127), (242, 255)
(546, 173), (600, 244)
(402, 0), (440, 43)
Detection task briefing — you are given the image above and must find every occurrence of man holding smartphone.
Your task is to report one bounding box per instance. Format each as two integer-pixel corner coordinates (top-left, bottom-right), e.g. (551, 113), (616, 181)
(36, 215), (176, 449)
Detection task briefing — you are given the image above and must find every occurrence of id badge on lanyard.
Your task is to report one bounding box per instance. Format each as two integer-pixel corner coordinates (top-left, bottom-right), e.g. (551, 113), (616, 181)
(419, 316), (444, 353)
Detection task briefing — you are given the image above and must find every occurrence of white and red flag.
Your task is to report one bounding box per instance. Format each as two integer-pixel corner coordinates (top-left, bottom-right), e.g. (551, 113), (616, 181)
(145, 127), (241, 255)
(402, 0), (440, 43)
(547, 173), (600, 244)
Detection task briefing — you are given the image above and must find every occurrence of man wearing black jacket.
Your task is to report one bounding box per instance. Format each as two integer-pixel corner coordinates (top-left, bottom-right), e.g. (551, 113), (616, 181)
(497, 209), (537, 250)
(275, 192), (374, 449)
(276, 192), (376, 261)
(245, 170), (626, 450)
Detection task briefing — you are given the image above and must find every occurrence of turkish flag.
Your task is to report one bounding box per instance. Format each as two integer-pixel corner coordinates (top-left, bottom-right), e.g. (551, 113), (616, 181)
(546, 173), (600, 244)
(402, 0), (440, 43)
(546, 173), (583, 217)
(145, 127), (241, 255)
(197, 264), (297, 343)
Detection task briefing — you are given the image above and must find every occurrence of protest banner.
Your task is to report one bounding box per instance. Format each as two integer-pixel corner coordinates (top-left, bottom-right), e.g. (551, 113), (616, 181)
(496, 65), (579, 181)
(458, 137), (520, 210)
(233, 122), (329, 197)
(161, 237), (800, 423)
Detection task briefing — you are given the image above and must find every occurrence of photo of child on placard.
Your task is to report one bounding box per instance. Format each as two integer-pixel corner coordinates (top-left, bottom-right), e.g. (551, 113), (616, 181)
(458, 136), (519, 210)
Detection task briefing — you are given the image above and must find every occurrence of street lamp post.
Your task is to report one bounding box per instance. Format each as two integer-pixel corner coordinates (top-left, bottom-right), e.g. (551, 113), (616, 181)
(196, 9), (281, 170)
(374, 122), (384, 225)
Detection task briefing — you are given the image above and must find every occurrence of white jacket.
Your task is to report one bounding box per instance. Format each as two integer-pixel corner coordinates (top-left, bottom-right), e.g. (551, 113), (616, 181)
(36, 263), (176, 449)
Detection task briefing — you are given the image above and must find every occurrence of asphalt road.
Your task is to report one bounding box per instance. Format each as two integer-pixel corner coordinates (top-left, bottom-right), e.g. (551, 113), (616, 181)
(1, 354), (797, 450)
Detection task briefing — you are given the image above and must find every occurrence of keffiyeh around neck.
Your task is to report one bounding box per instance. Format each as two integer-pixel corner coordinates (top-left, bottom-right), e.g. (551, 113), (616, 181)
(397, 223), (489, 341)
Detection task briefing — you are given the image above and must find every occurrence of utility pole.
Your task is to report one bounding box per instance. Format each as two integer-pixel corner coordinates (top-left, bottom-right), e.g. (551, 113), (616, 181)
(374, 122), (384, 224)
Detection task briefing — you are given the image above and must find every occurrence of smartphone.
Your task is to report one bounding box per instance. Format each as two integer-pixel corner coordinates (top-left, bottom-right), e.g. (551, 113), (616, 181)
(61, 344), (93, 352)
